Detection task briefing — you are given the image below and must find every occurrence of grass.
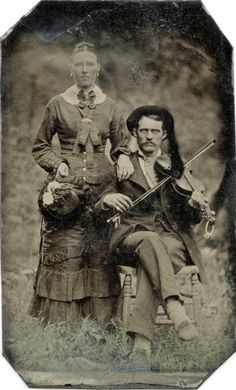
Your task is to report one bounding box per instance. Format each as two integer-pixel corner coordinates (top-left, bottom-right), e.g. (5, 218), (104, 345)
(2, 266), (235, 375)
(3, 312), (235, 374)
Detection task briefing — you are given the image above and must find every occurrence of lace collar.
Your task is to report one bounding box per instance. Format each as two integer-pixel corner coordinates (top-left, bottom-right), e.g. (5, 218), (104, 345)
(61, 84), (106, 105)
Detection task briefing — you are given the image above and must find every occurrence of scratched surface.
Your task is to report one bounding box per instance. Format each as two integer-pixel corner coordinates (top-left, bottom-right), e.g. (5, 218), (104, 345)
(1, 1), (235, 388)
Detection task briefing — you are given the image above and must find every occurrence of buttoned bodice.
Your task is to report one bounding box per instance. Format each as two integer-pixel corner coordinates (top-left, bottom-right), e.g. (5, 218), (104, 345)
(32, 92), (130, 182)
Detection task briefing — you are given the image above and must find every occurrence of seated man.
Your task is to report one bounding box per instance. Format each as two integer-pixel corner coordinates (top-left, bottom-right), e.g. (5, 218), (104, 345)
(94, 106), (208, 368)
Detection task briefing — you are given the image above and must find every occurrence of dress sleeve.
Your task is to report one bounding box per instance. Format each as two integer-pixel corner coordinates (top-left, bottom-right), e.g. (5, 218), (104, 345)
(109, 101), (131, 161)
(32, 101), (66, 173)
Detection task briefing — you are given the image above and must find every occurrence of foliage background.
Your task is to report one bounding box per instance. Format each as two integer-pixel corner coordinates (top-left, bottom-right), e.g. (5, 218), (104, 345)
(1, 0), (235, 379)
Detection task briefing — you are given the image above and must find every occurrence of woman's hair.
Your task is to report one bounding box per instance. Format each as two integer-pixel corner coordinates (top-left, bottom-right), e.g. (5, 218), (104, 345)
(73, 41), (96, 54)
(71, 41), (99, 64)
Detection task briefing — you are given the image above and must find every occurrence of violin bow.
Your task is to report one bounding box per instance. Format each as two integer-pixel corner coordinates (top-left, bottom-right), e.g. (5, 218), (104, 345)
(107, 138), (216, 224)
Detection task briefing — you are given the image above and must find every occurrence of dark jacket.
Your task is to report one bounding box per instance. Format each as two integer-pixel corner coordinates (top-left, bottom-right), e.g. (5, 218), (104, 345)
(95, 152), (207, 284)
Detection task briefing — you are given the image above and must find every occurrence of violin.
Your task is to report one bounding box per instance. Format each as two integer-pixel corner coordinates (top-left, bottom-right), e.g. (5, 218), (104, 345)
(107, 138), (216, 238)
(155, 157), (216, 238)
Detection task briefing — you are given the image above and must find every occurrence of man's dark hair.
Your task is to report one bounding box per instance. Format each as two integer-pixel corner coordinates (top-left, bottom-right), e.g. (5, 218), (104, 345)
(126, 105), (184, 178)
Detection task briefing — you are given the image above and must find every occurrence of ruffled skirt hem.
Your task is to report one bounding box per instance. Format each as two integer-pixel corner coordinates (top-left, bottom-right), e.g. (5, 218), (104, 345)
(28, 291), (119, 326)
(35, 264), (121, 301)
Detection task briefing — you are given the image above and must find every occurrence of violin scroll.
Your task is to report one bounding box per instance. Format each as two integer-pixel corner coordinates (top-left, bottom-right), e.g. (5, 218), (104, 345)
(188, 190), (216, 238)
(201, 203), (216, 239)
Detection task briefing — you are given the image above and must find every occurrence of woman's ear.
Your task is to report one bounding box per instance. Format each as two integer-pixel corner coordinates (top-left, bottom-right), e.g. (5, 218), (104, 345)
(69, 63), (74, 78)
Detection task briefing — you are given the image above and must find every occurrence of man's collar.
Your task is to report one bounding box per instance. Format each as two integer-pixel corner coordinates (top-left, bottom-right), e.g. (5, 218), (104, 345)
(61, 84), (106, 105)
(137, 148), (162, 161)
(136, 148), (172, 171)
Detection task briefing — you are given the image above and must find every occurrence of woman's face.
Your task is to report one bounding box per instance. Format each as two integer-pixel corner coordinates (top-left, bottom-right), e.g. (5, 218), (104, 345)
(70, 51), (100, 89)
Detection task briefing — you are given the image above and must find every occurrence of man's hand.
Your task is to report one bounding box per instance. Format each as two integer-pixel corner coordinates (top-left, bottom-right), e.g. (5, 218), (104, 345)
(103, 193), (133, 212)
(188, 190), (216, 222)
(55, 162), (69, 179)
(188, 190), (209, 210)
(116, 155), (134, 181)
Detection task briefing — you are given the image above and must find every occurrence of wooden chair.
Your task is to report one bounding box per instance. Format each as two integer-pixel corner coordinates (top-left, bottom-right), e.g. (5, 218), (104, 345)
(117, 265), (202, 328)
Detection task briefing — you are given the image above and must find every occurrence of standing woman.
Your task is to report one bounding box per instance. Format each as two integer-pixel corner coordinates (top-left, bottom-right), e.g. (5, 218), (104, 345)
(28, 42), (133, 325)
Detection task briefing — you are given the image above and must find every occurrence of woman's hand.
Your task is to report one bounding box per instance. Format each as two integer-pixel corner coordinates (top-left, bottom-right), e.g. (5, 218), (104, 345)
(103, 193), (133, 212)
(55, 162), (69, 179)
(116, 155), (134, 181)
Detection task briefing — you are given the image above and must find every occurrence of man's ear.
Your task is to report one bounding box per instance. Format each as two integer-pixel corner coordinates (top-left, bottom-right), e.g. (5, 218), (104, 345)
(162, 130), (167, 140)
(97, 62), (101, 73)
(132, 128), (137, 138)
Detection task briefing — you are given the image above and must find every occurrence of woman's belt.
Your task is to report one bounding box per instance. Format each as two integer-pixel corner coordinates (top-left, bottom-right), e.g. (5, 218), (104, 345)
(61, 143), (105, 157)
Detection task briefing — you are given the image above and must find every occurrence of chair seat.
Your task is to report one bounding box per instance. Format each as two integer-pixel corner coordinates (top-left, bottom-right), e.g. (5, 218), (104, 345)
(118, 264), (199, 276)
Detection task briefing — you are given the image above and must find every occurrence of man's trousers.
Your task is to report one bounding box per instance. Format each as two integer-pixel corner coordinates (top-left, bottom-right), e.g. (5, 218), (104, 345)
(120, 226), (188, 341)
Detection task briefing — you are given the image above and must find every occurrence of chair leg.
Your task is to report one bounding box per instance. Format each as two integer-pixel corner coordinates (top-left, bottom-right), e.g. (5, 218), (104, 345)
(122, 273), (132, 328)
(191, 272), (201, 328)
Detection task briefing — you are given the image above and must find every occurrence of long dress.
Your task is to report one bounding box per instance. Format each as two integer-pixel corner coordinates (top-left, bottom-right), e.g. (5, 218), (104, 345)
(28, 84), (130, 325)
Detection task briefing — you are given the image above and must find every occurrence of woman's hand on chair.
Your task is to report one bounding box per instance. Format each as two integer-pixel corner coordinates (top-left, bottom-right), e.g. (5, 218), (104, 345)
(116, 155), (134, 181)
(103, 193), (133, 212)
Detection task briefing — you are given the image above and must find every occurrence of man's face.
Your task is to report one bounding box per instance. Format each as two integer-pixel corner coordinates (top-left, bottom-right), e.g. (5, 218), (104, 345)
(71, 51), (100, 89)
(133, 116), (166, 155)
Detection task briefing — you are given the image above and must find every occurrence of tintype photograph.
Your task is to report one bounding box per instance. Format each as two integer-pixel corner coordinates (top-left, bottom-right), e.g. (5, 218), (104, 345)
(1, 0), (235, 388)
